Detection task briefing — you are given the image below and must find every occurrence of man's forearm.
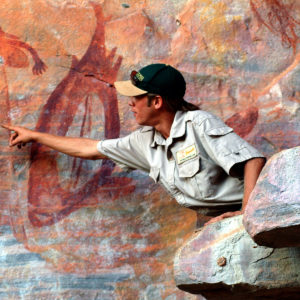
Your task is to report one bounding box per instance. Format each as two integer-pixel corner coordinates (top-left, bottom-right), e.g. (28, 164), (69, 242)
(1, 124), (106, 160)
(33, 132), (106, 160)
(242, 157), (266, 211)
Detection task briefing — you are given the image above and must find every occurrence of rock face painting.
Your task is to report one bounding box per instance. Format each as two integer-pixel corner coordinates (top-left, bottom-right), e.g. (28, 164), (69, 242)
(0, 0), (299, 299)
(28, 3), (132, 227)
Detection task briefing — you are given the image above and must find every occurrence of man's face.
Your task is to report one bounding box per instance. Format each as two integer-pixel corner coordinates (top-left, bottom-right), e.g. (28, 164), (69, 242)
(128, 94), (157, 126)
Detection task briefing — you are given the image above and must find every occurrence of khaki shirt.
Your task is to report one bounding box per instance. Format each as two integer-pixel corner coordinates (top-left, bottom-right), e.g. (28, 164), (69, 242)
(97, 110), (264, 207)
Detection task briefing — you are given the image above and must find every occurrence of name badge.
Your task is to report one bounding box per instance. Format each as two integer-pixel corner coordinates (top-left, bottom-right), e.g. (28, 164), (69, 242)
(176, 144), (197, 164)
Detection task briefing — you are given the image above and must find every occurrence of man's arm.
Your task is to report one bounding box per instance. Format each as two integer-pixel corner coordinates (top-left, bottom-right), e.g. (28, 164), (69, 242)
(205, 157), (266, 225)
(242, 157), (266, 211)
(1, 124), (106, 160)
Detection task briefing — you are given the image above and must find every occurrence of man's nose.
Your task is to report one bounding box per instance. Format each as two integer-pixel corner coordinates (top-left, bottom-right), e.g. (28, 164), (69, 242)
(128, 98), (135, 106)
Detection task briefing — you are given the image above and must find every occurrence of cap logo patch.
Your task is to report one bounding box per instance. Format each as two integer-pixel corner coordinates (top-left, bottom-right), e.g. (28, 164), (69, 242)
(135, 72), (144, 81)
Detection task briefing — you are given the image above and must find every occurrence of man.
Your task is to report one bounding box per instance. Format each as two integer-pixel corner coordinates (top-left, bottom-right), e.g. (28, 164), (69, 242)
(2, 63), (265, 224)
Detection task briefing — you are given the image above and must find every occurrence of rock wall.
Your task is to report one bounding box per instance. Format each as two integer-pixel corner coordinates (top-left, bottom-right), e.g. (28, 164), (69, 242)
(174, 215), (300, 299)
(244, 146), (300, 248)
(0, 0), (299, 299)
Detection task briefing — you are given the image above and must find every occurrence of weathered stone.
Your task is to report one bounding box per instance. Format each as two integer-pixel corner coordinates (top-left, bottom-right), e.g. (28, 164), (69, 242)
(243, 147), (300, 248)
(0, 0), (300, 299)
(174, 215), (300, 299)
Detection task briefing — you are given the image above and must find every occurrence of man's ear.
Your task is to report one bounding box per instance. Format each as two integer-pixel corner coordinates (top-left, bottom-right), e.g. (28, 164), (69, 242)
(153, 95), (163, 109)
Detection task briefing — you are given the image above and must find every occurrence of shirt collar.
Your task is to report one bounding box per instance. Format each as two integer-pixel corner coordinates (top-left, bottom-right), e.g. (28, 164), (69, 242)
(150, 111), (188, 147)
(169, 111), (187, 139)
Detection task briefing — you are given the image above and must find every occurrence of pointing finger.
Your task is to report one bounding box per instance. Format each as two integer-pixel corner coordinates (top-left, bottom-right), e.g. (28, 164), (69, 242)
(1, 124), (18, 133)
(1, 124), (13, 130)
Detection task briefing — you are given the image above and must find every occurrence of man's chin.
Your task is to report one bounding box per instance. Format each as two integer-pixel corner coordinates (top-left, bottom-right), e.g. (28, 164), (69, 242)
(136, 120), (148, 127)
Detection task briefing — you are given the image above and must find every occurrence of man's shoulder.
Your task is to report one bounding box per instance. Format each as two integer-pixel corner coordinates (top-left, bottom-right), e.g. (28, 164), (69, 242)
(129, 126), (154, 144)
(185, 110), (222, 125)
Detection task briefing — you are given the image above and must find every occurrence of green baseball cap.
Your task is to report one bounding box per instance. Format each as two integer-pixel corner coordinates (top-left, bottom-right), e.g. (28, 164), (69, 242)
(114, 64), (186, 98)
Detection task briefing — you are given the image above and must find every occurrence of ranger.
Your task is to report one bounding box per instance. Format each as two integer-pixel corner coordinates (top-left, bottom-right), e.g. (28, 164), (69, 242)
(2, 64), (265, 224)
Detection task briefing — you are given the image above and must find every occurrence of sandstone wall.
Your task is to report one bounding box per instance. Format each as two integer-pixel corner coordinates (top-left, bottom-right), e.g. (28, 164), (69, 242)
(0, 0), (299, 299)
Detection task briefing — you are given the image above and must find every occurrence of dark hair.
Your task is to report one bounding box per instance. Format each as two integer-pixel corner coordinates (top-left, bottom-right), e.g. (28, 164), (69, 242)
(147, 93), (199, 112)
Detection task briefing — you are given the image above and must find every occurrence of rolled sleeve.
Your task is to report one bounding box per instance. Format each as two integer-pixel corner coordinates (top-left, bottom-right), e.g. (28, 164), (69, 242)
(97, 130), (151, 173)
(200, 118), (265, 176)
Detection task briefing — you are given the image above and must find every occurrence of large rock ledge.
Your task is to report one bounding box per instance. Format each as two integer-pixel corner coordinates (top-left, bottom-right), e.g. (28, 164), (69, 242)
(243, 146), (300, 248)
(174, 215), (300, 299)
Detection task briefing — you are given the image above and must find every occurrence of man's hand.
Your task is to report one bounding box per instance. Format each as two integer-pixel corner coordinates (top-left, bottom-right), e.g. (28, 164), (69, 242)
(1, 124), (36, 148)
(204, 210), (242, 226)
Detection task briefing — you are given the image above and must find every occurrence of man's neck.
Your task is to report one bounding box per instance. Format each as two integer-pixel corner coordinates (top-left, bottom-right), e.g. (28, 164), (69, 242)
(153, 111), (176, 139)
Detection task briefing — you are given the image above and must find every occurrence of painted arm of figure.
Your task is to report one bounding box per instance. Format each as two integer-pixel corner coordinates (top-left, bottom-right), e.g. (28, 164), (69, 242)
(1, 124), (106, 160)
(6, 39), (47, 75)
(205, 157), (266, 225)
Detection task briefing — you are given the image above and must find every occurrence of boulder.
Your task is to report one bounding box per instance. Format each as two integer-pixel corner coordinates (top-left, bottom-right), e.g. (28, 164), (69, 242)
(243, 146), (300, 248)
(174, 215), (300, 299)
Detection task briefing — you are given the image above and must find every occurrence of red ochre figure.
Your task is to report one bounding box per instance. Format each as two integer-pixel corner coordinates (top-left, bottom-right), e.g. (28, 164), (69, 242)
(0, 26), (47, 75)
(0, 26), (47, 127)
(27, 3), (134, 227)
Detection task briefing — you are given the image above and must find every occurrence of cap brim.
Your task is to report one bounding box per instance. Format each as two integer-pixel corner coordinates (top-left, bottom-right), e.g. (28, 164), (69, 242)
(114, 80), (147, 96)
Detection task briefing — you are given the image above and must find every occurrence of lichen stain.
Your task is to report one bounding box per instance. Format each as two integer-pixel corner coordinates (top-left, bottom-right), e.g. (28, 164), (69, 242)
(173, 0), (247, 68)
(199, 1), (245, 66)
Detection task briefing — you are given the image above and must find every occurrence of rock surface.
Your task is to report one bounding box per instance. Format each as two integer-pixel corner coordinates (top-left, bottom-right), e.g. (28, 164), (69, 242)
(0, 0), (300, 299)
(174, 215), (300, 299)
(243, 146), (300, 248)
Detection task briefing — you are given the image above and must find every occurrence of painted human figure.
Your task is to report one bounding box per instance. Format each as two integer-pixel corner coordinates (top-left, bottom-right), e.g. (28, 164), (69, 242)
(0, 26), (47, 126)
(1, 4), (133, 230)
(15, 3), (132, 227)
(0, 26), (47, 75)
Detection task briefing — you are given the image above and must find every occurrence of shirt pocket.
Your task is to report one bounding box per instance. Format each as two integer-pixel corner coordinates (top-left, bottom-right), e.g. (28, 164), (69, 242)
(177, 156), (201, 178)
(206, 126), (247, 152)
(206, 126), (254, 175)
(207, 126), (233, 136)
(206, 126), (237, 155)
(176, 156), (216, 199)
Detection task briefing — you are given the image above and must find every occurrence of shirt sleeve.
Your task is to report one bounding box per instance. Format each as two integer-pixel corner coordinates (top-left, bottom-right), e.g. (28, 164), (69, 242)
(199, 117), (265, 177)
(96, 129), (151, 173)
